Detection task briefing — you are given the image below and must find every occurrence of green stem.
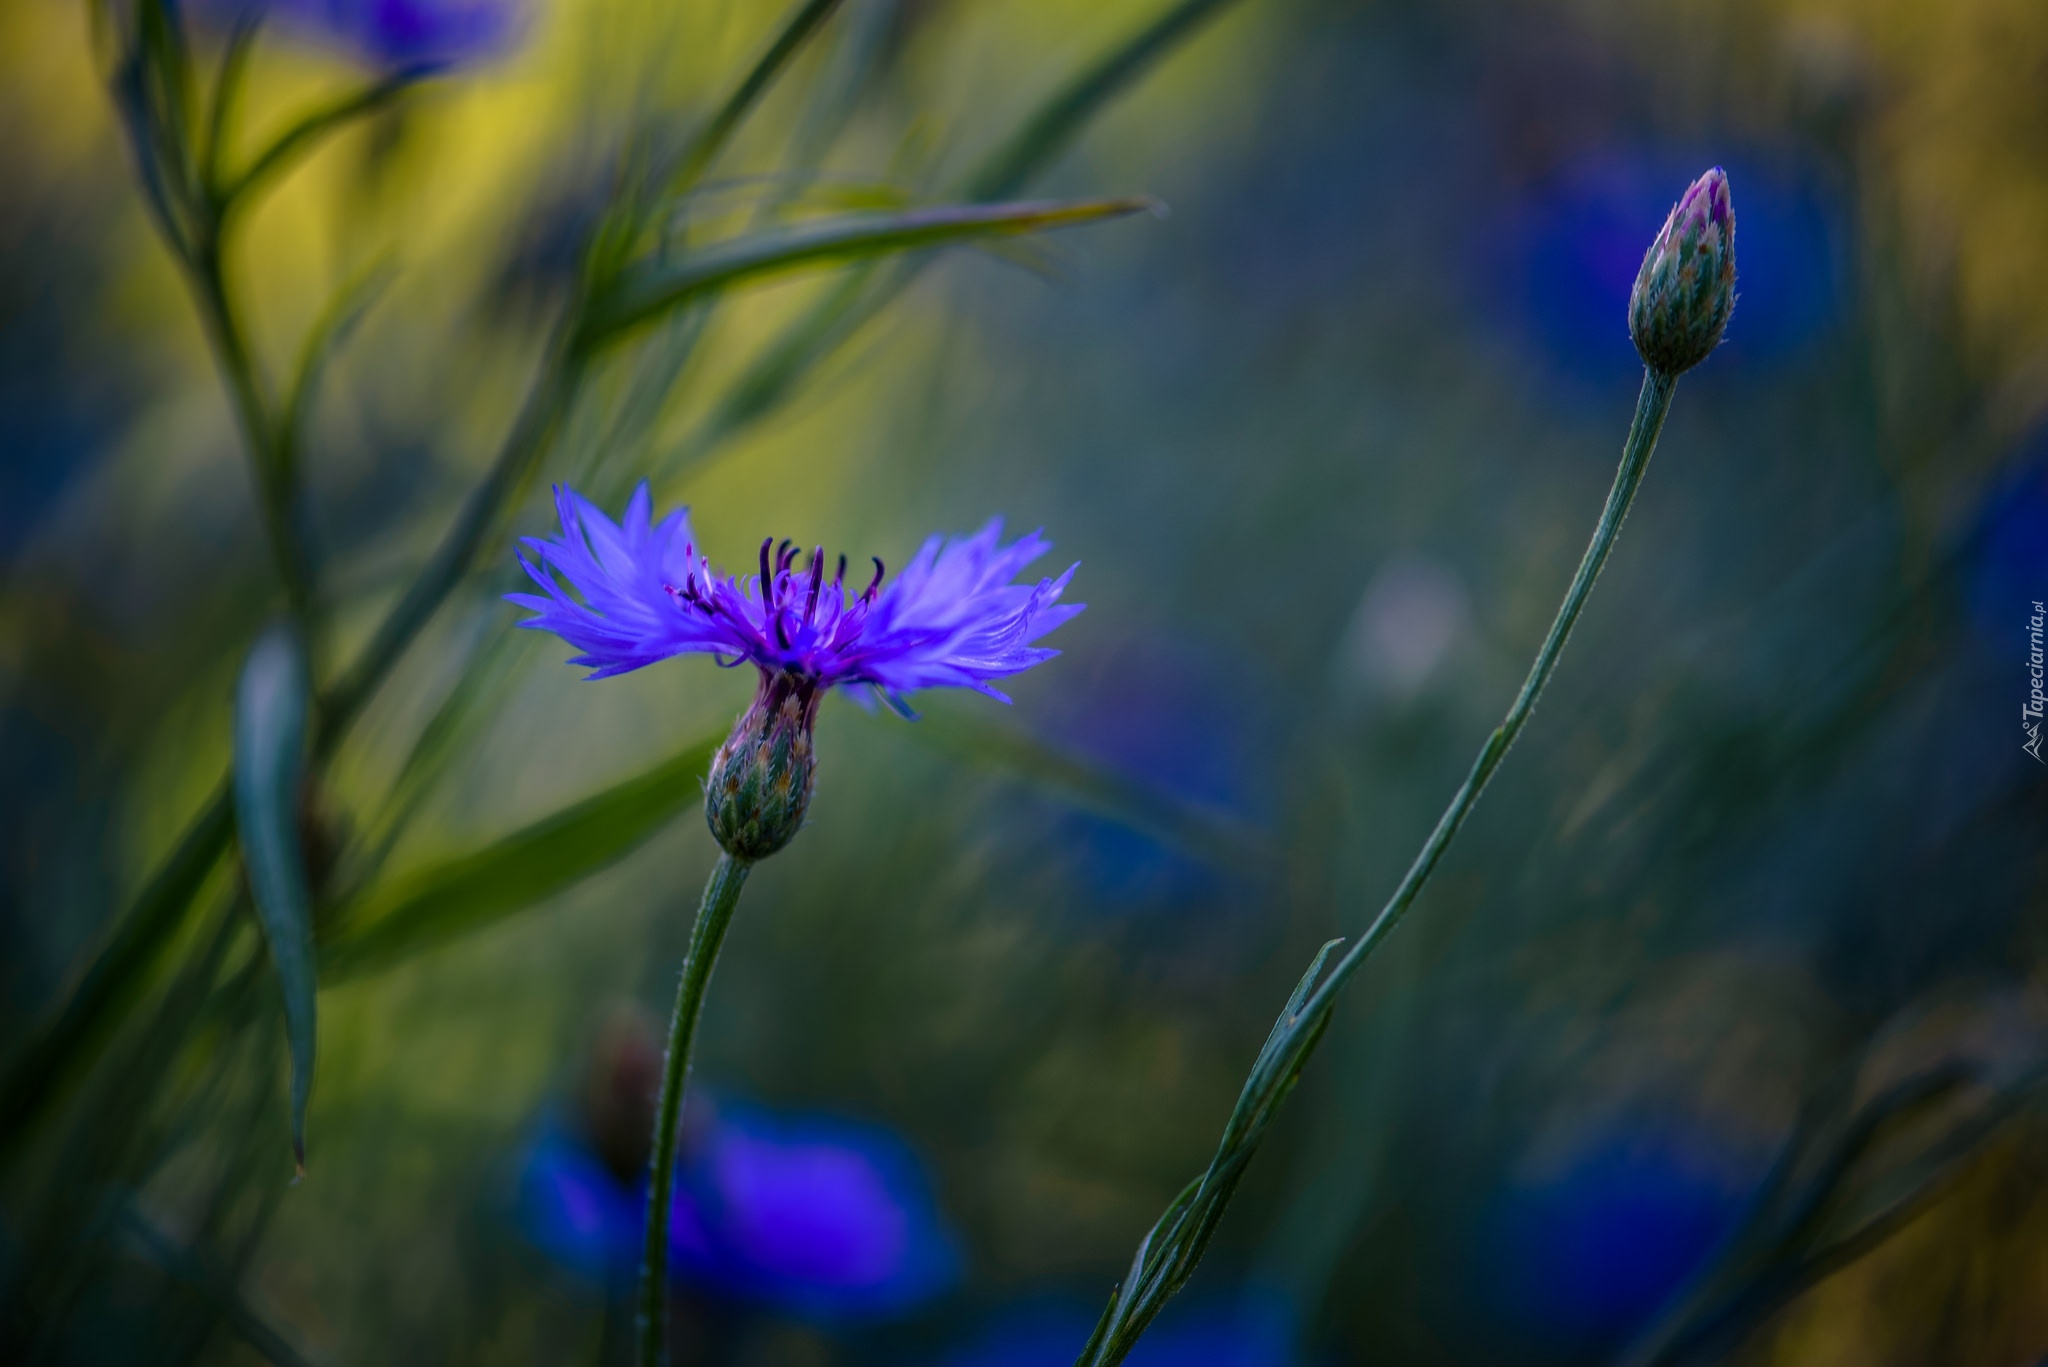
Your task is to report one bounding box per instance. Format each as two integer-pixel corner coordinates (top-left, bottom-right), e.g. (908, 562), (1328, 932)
(638, 854), (751, 1367)
(1074, 366), (1680, 1367)
(1298, 365), (1676, 1020)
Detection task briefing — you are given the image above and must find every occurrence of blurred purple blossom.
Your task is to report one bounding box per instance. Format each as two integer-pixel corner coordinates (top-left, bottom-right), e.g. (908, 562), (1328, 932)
(514, 1095), (958, 1320)
(1966, 435), (2048, 647)
(1479, 1122), (1744, 1348)
(511, 484), (1081, 711)
(189, 0), (522, 69)
(1027, 634), (1270, 914)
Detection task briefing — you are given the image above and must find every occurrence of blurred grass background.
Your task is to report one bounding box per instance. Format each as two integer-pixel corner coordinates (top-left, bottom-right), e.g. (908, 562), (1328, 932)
(3, 0), (2048, 1363)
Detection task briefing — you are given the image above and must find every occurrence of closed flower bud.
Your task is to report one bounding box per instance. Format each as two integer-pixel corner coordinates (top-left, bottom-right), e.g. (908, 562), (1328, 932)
(1628, 167), (1737, 376)
(704, 672), (818, 862)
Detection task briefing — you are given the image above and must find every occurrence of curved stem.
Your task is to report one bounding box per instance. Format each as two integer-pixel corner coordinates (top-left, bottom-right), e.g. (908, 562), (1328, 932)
(1299, 365), (1676, 1020)
(638, 853), (751, 1367)
(1075, 366), (1681, 1367)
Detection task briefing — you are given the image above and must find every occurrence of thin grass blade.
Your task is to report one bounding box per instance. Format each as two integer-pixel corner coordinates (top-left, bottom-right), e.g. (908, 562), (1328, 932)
(965, 0), (1247, 201)
(663, 0), (848, 198)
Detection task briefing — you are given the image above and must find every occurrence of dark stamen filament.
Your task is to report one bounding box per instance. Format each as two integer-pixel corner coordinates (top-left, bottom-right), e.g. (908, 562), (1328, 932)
(803, 547), (824, 626)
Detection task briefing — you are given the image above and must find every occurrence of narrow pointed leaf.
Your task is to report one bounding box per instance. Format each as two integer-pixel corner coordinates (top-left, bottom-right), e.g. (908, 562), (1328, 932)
(580, 196), (1157, 345)
(1256, 936), (1343, 1070)
(232, 624), (316, 1173)
(321, 728), (723, 981)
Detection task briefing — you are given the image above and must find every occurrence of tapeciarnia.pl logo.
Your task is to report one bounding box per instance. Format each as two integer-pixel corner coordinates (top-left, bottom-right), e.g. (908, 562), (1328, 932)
(2027, 600), (2045, 763)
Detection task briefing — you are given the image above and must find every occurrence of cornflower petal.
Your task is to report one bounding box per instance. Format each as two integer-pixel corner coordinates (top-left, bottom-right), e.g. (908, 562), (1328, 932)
(508, 487), (1082, 704)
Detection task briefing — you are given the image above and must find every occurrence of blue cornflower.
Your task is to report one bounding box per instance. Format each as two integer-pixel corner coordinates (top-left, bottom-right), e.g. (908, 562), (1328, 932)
(513, 484), (1080, 702)
(513, 1100), (959, 1321)
(510, 483), (1082, 860)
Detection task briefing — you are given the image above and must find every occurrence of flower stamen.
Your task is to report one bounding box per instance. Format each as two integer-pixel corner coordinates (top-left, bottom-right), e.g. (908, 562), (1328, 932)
(759, 538), (792, 649)
(803, 547), (824, 628)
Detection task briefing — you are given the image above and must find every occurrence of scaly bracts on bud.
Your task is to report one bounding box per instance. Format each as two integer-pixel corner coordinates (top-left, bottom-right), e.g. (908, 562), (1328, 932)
(704, 672), (819, 862)
(1629, 168), (1737, 376)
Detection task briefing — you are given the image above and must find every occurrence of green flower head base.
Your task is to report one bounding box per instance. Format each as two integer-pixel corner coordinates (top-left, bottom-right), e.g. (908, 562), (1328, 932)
(705, 672), (818, 862)
(1628, 167), (1737, 376)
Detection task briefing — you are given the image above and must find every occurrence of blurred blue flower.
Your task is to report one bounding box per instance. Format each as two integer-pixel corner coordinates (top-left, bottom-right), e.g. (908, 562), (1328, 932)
(1480, 1124), (1741, 1346)
(190, 0), (523, 69)
(1035, 636), (1267, 909)
(1965, 434), (2048, 647)
(1485, 150), (1840, 387)
(514, 1095), (958, 1321)
(935, 1294), (1291, 1367)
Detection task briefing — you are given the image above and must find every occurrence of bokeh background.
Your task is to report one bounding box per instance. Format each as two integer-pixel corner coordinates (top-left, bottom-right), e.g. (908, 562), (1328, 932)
(4, 0), (2048, 1363)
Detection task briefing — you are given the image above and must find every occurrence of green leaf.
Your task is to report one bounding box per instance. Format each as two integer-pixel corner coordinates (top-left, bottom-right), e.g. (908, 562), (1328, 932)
(580, 196), (1158, 346)
(893, 703), (1275, 875)
(232, 624), (317, 1175)
(321, 728), (724, 982)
